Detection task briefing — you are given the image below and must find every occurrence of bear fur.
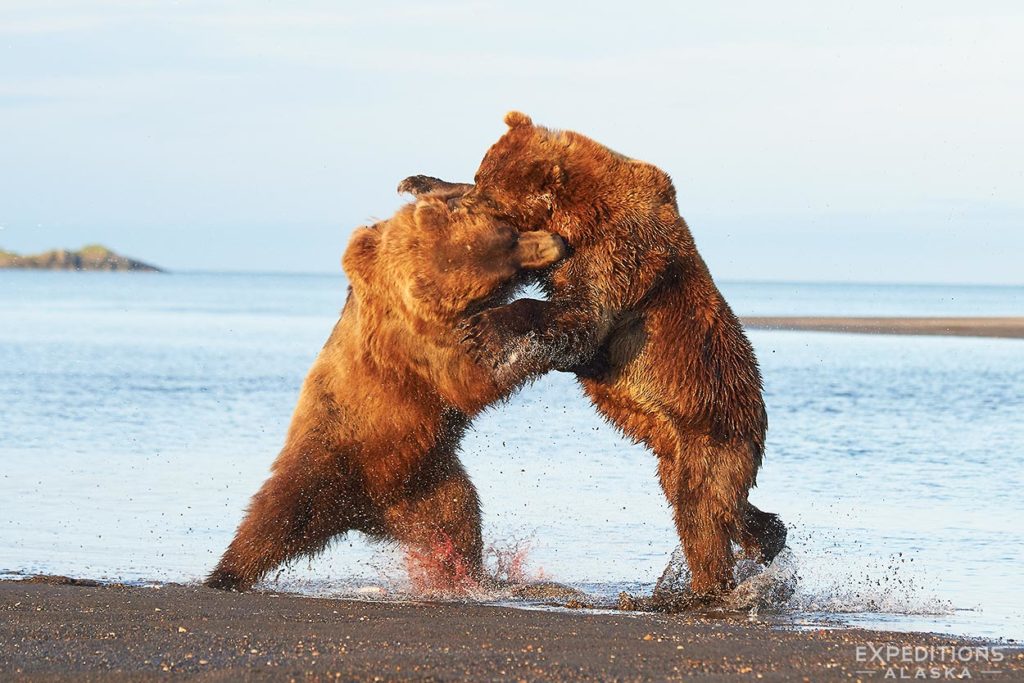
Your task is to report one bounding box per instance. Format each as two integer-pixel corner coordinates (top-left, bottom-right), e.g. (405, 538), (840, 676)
(205, 192), (566, 591)
(400, 112), (786, 598)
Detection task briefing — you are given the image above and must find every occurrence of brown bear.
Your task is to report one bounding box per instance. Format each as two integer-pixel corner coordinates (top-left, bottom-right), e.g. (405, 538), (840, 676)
(204, 192), (566, 591)
(399, 112), (786, 600)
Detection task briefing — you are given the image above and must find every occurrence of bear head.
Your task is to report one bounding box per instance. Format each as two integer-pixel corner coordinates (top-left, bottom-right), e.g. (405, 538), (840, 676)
(464, 112), (676, 247)
(342, 196), (566, 325)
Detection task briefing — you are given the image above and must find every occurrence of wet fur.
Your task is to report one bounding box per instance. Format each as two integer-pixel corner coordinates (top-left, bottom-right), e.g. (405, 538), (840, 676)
(205, 195), (565, 591)
(401, 112), (786, 597)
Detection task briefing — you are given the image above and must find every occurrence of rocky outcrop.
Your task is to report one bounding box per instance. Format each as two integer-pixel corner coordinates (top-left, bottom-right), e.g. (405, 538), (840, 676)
(0, 245), (162, 272)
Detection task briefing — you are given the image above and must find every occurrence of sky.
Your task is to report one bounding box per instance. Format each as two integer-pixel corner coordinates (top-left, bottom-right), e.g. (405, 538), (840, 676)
(1, 1), (1022, 283)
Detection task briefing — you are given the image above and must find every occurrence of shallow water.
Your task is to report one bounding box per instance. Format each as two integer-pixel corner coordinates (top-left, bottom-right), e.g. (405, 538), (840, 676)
(1, 272), (1022, 640)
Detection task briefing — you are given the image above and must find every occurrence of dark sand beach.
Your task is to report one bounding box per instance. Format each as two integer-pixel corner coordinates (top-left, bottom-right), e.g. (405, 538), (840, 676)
(741, 316), (1024, 339)
(1, 579), (1021, 681)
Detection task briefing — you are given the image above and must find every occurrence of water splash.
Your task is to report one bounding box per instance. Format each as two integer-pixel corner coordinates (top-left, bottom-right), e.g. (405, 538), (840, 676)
(637, 540), (953, 621)
(726, 551), (800, 612)
(258, 535), (575, 603)
(620, 545), (799, 613)
(788, 551), (954, 616)
(402, 534), (479, 596)
(486, 537), (545, 585)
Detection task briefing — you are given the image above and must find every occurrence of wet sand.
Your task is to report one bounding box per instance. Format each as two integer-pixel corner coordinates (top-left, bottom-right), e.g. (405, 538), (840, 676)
(1, 579), (1021, 681)
(741, 316), (1024, 339)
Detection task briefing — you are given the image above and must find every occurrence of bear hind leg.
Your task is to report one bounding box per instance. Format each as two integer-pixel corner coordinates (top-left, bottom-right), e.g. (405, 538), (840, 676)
(382, 461), (483, 591)
(205, 446), (371, 592)
(660, 437), (758, 598)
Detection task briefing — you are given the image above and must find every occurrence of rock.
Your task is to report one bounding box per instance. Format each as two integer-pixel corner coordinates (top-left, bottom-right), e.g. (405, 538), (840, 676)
(0, 244), (163, 272)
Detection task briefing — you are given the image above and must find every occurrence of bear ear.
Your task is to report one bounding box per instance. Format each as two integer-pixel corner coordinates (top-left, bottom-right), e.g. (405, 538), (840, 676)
(504, 111), (533, 129)
(413, 197), (449, 232)
(341, 225), (380, 285)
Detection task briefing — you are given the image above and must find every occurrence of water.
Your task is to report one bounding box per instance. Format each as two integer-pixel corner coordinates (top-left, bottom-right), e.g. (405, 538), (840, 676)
(1, 272), (1022, 641)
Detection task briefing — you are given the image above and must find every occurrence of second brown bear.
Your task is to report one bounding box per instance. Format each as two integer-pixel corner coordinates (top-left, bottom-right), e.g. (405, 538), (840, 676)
(401, 112), (786, 599)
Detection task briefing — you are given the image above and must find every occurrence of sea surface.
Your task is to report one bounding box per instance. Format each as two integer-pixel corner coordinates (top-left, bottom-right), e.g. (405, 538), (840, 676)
(1, 272), (1022, 641)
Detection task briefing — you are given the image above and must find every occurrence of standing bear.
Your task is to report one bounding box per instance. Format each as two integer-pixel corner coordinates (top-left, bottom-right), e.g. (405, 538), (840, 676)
(205, 193), (566, 591)
(400, 112), (786, 599)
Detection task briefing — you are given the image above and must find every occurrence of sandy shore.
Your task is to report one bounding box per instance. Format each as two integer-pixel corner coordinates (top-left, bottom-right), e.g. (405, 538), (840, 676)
(741, 316), (1024, 339)
(1, 579), (1021, 681)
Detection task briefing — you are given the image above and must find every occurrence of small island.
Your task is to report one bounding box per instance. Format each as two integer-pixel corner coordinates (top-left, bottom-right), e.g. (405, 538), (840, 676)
(0, 245), (163, 272)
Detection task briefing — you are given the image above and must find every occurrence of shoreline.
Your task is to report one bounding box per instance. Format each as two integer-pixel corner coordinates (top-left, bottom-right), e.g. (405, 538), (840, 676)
(741, 316), (1024, 339)
(1, 579), (1021, 680)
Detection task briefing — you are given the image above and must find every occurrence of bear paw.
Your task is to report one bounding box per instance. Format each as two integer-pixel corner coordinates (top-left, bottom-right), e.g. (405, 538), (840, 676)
(460, 308), (525, 369)
(397, 175), (446, 196)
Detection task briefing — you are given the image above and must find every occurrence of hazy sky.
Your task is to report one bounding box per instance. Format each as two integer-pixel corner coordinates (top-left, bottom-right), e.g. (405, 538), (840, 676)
(2, 1), (1022, 283)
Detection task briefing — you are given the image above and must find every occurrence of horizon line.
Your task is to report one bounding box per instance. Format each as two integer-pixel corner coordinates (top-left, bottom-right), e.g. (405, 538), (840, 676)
(4, 268), (1022, 289)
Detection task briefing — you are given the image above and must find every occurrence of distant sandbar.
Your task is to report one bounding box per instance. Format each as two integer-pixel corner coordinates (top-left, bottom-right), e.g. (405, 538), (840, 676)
(741, 316), (1024, 339)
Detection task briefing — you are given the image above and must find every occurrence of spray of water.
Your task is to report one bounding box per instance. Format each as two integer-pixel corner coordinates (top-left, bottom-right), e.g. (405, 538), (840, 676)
(251, 525), (955, 630)
(619, 536), (952, 622)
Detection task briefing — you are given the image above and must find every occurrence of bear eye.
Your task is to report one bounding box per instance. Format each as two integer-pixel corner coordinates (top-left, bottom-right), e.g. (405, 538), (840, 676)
(503, 227), (519, 249)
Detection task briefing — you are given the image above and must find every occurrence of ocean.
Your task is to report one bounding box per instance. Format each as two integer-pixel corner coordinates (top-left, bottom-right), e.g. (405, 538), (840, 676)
(1, 272), (1021, 641)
